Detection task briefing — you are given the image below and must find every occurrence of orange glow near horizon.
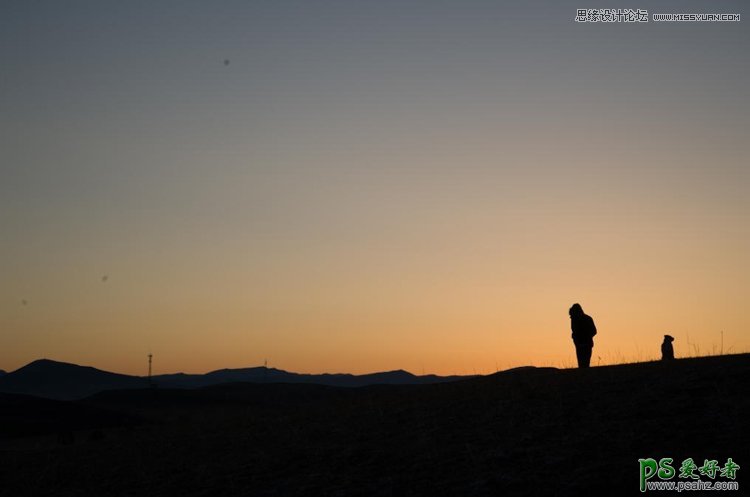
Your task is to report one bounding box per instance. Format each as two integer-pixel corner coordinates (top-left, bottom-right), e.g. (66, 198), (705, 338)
(4, 144), (748, 376)
(3, 123), (749, 376)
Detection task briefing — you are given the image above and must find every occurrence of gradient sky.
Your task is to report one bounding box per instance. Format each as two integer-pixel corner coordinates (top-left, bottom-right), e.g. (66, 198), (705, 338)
(2, 1), (748, 376)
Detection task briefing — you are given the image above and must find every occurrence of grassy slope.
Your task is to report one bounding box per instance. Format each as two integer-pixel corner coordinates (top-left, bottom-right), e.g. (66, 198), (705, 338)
(1, 354), (748, 496)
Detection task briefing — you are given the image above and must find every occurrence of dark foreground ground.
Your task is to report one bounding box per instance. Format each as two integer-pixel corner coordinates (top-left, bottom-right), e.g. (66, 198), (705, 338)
(1, 354), (748, 496)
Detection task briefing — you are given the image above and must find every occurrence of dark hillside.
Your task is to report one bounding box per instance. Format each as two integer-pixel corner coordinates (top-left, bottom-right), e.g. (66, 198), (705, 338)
(1, 354), (747, 496)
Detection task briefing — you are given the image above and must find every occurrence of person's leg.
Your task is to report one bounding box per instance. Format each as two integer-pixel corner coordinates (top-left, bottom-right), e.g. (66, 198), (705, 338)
(582, 345), (592, 367)
(576, 344), (592, 368)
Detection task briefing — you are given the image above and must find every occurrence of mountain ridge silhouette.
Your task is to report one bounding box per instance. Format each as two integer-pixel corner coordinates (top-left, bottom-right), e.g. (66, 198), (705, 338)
(0, 358), (472, 400)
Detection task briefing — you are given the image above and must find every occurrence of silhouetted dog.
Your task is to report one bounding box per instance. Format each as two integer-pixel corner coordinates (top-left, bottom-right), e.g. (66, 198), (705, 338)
(661, 335), (675, 361)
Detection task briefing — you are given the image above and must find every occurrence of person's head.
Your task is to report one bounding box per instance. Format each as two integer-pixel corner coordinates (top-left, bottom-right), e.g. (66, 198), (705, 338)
(663, 335), (674, 343)
(569, 303), (583, 317)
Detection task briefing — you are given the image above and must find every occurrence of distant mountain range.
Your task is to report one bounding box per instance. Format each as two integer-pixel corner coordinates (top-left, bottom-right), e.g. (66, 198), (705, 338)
(0, 359), (471, 400)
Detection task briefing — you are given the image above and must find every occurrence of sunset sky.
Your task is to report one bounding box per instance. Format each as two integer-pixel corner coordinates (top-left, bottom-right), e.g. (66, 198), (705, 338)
(2, 1), (748, 376)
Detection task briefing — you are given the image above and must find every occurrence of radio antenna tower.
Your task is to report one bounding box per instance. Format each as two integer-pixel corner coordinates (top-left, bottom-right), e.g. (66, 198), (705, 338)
(148, 353), (153, 387)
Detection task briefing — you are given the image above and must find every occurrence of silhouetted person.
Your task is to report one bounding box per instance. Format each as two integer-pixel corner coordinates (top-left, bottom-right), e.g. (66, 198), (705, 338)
(661, 335), (675, 361)
(569, 303), (597, 368)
